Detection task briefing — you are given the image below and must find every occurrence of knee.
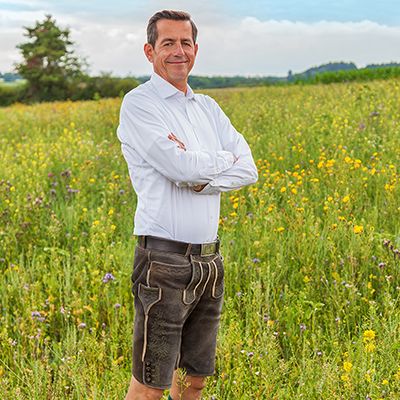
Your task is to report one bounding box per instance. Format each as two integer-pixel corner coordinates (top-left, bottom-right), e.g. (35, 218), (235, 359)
(188, 376), (206, 392)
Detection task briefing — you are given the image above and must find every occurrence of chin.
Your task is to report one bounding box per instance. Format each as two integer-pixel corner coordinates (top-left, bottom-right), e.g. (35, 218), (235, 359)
(169, 73), (188, 81)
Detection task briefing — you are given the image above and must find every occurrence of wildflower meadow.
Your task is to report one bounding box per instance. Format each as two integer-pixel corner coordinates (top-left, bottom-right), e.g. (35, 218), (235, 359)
(1, 78), (400, 399)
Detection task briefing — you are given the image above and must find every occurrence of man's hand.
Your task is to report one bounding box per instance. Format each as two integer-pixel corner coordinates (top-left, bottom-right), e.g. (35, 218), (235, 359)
(190, 155), (237, 192)
(191, 184), (207, 192)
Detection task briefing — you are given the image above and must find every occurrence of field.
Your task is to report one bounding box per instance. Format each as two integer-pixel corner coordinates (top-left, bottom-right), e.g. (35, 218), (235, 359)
(1, 79), (400, 399)
(0, 81), (27, 87)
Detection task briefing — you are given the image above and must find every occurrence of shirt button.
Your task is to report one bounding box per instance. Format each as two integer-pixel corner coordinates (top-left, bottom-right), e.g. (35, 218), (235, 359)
(210, 215), (213, 219)
(217, 169), (220, 172)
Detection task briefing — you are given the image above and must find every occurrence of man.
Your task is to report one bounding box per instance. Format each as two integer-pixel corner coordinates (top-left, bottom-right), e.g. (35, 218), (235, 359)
(117, 10), (258, 400)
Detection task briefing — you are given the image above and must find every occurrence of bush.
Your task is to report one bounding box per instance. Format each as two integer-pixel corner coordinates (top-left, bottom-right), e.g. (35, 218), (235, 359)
(68, 75), (140, 101)
(0, 84), (29, 107)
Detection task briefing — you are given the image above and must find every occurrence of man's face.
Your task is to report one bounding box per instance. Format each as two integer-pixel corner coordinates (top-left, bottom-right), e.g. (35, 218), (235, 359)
(144, 19), (198, 92)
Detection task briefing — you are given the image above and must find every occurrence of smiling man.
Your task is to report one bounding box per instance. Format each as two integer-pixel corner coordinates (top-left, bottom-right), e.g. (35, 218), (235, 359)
(117, 10), (257, 400)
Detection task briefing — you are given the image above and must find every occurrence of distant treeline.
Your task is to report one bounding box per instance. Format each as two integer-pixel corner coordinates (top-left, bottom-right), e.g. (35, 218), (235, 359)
(0, 74), (139, 107)
(133, 62), (400, 89)
(1, 62), (400, 107)
(294, 66), (400, 85)
(0, 72), (23, 82)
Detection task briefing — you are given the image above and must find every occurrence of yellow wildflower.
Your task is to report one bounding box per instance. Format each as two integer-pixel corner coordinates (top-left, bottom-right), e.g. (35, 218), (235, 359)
(365, 343), (376, 353)
(343, 361), (353, 372)
(363, 330), (375, 341)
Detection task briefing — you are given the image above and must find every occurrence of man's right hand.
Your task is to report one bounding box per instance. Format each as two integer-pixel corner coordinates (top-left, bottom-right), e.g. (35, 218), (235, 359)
(190, 184), (207, 192)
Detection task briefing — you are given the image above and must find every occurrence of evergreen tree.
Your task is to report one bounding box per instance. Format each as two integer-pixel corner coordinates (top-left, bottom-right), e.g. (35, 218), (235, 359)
(16, 14), (85, 101)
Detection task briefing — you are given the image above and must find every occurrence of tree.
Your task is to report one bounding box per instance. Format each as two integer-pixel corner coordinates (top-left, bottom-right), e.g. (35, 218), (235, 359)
(16, 14), (85, 101)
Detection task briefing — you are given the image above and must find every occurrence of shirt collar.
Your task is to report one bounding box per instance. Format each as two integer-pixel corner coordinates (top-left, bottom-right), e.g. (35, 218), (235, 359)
(150, 72), (196, 100)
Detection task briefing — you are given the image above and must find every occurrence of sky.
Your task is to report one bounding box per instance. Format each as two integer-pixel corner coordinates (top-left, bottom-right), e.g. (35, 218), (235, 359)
(1, 0), (399, 77)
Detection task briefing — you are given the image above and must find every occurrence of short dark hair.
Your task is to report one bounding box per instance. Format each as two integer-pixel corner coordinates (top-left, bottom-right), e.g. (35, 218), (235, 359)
(147, 10), (198, 48)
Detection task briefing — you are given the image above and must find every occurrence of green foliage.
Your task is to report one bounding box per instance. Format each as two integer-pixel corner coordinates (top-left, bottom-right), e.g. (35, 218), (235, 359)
(188, 65), (400, 89)
(68, 73), (139, 101)
(304, 66), (400, 85)
(0, 84), (28, 106)
(291, 62), (358, 82)
(16, 14), (85, 101)
(0, 75), (139, 107)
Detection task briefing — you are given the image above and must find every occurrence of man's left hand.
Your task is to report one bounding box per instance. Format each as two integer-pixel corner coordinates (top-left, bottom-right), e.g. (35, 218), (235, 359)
(190, 155), (237, 192)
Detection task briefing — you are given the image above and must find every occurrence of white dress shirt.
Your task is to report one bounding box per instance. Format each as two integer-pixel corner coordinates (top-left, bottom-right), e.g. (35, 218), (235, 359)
(117, 73), (258, 243)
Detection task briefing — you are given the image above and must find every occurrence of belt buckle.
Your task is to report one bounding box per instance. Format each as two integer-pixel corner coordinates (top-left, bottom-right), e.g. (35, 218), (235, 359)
(200, 242), (216, 256)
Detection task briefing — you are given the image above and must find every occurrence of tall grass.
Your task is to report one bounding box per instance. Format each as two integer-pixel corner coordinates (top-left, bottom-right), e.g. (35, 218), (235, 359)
(1, 79), (400, 399)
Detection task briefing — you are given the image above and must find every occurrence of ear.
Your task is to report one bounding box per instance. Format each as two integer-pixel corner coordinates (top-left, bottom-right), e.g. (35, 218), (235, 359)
(194, 43), (198, 57)
(144, 43), (154, 63)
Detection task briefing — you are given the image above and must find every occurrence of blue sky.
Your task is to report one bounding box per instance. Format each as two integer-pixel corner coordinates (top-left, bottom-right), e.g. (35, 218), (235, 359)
(1, 0), (399, 76)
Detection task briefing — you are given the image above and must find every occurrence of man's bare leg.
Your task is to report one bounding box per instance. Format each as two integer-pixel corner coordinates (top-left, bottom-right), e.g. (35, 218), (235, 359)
(125, 375), (164, 400)
(169, 371), (206, 400)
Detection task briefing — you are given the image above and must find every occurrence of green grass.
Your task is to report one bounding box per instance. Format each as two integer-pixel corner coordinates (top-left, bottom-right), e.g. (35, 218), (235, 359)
(1, 79), (400, 399)
(0, 80), (27, 87)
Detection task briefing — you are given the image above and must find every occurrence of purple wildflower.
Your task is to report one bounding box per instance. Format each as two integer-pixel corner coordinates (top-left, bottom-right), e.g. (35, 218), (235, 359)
(102, 273), (115, 283)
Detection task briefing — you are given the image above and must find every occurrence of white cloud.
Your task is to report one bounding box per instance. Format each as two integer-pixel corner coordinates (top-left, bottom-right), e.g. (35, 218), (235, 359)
(1, 10), (399, 77)
(126, 33), (139, 42)
(107, 28), (122, 38)
(192, 18), (400, 76)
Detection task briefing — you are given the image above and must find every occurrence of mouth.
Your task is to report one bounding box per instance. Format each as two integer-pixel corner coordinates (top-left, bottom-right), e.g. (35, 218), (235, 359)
(166, 57), (188, 65)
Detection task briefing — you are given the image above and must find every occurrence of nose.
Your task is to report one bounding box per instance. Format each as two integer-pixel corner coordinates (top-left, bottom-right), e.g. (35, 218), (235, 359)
(173, 43), (185, 56)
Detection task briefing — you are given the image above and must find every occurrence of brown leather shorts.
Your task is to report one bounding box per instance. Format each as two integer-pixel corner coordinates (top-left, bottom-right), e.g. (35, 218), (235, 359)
(130, 243), (224, 390)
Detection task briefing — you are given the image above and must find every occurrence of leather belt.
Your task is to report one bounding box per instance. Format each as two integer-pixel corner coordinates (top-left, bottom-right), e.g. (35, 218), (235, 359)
(137, 235), (219, 257)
